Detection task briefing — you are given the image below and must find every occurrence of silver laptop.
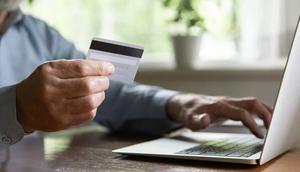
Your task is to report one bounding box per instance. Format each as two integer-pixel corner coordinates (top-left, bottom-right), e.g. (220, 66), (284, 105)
(113, 18), (300, 165)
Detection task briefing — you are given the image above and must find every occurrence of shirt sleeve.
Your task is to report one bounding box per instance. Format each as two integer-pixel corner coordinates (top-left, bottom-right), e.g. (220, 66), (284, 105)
(0, 85), (25, 146)
(94, 81), (182, 136)
(45, 27), (85, 59)
(25, 15), (85, 60)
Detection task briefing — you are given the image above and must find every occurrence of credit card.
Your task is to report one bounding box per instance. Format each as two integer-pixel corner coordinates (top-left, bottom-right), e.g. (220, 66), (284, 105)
(87, 37), (144, 84)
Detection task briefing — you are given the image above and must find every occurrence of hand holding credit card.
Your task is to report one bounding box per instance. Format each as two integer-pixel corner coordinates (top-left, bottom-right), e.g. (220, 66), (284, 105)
(87, 38), (144, 84)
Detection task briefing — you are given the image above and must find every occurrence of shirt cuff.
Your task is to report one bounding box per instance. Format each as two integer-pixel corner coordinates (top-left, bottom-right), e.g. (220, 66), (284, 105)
(151, 89), (182, 132)
(0, 85), (25, 146)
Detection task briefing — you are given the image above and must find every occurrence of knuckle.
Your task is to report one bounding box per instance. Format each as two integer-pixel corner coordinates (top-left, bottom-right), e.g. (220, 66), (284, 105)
(214, 100), (225, 107)
(75, 62), (89, 76)
(81, 79), (94, 93)
(37, 63), (51, 77)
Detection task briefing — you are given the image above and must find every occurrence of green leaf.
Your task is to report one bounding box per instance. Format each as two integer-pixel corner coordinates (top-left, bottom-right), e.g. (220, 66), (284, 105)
(161, 0), (207, 33)
(28, 0), (34, 4)
(162, 0), (172, 7)
(181, 0), (193, 11)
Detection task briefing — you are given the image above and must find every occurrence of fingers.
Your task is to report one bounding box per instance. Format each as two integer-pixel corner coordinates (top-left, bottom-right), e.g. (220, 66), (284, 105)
(228, 97), (273, 128)
(63, 92), (105, 114)
(49, 59), (115, 78)
(251, 101), (272, 128)
(167, 94), (270, 139)
(53, 109), (98, 131)
(57, 76), (109, 98)
(263, 102), (274, 114)
(69, 109), (98, 126)
(215, 102), (264, 138)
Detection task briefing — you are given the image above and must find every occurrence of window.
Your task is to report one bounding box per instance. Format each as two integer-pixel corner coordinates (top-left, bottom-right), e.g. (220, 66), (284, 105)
(22, 0), (300, 67)
(22, 0), (174, 64)
(239, 0), (299, 63)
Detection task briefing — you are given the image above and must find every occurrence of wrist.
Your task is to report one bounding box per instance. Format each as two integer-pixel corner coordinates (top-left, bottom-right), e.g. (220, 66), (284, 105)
(166, 94), (183, 122)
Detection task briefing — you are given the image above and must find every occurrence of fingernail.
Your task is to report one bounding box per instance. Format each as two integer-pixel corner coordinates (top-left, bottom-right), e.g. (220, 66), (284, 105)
(104, 62), (115, 74)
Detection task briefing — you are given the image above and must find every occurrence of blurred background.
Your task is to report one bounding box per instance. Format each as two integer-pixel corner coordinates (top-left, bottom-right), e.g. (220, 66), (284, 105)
(22, 0), (300, 105)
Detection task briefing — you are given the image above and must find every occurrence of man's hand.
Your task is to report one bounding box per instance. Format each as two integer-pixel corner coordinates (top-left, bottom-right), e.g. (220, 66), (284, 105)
(16, 59), (114, 132)
(167, 94), (273, 138)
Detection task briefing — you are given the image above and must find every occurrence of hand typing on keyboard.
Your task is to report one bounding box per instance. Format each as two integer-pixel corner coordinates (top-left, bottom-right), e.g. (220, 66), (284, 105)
(167, 94), (273, 138)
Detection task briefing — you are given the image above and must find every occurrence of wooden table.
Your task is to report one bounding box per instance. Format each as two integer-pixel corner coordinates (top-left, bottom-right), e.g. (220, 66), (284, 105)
(1, 123), (300, 172)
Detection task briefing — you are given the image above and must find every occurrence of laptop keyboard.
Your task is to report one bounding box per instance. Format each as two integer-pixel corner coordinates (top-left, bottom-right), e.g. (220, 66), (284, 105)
(175, 136), (263, 158)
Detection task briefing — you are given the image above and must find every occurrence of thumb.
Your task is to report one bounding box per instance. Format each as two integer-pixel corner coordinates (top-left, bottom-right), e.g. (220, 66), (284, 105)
(186, 113), (212, 131)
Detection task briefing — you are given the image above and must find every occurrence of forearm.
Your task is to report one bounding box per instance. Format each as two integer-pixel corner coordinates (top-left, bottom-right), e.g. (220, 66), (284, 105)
(94, 81), (182, 136)
(0, 85), (24, 146)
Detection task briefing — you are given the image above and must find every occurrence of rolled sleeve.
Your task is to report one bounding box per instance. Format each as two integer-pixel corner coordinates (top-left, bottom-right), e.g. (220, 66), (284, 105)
(0, 85), (24, 146)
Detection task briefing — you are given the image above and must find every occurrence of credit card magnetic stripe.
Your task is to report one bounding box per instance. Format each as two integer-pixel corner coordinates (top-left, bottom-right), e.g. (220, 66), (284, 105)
(88, 50), (138, 65)
(90, 39), (144, 58)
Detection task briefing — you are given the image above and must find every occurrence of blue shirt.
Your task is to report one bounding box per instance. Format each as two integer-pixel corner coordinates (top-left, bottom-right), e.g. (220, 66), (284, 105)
(0, 10), (178, 145)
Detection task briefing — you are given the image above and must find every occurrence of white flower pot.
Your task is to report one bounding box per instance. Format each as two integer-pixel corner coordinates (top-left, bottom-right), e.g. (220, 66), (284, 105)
(172, 35), (202, 69)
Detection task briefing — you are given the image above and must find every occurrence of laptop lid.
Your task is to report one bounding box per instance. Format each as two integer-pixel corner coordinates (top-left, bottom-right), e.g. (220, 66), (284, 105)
(260, 17), (300, 165)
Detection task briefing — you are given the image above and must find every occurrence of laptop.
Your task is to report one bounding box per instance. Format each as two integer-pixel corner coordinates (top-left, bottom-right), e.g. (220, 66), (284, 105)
(112, 17), (300, 165)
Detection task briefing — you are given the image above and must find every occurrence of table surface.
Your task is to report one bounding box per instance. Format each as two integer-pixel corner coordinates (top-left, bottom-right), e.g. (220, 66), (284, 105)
(1, 123), (300, 172)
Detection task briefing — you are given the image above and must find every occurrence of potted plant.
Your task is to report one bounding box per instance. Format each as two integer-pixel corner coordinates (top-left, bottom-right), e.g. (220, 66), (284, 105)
(162, 0), (206, 69)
